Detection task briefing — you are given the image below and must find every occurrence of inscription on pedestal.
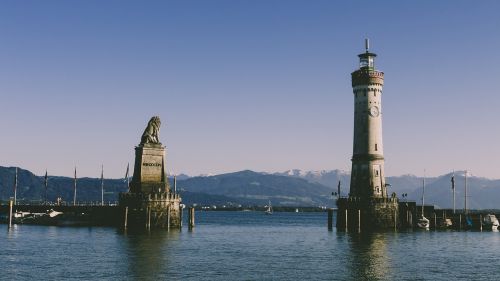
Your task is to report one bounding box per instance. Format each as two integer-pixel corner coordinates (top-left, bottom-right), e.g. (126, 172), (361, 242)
(130, 144), (169, 193)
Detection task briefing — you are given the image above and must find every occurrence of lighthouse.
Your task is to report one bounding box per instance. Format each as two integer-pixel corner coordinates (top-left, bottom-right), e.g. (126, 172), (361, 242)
(336, 40), (399, 231)
(350, 39), (387, 200)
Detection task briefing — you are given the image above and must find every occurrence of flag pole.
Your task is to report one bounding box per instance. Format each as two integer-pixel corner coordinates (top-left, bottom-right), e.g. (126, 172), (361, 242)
(14, 167), (18, 205)
(125, 163), (130, 192)
(174, 175), (177, 195)
(451, 170), (455, 214)
(337, 180), (341, 199)
(73, 167), (77, 206)
(44, 170), (48, 205)
(101, 164), (104, 206)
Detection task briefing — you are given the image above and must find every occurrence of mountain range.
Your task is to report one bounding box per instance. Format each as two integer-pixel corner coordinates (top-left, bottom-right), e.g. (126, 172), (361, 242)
(1, 166), (500, 209)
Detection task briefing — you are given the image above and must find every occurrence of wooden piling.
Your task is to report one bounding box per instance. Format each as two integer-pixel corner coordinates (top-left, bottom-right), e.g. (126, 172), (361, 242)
(479, 214), (482, 231)
(189, 207), (195, 229)
(394, 208), (397, 231)
(409, 211), (413, 229)
(147, 206), (151, 230)
(406, 209), (409, 228)
(358, 209), (361, 232)
(327, 208), (333, 230)
(8, 199), (13, 228)
(124, 206), (128, 229)
(434, 213), (437, 230)
(167, 205), (171, 231)
(180, 206), (183, 228)
(345, 209), (348, 232)
(459, 214), (462, 230)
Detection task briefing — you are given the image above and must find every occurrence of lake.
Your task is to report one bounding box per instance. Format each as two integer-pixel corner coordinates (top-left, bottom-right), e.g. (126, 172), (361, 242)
(2, 211), (499, 280)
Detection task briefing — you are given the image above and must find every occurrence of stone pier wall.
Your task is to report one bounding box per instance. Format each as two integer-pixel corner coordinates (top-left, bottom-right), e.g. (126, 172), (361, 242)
(119, 192), (181, 229)
(336, 197), (399, 231)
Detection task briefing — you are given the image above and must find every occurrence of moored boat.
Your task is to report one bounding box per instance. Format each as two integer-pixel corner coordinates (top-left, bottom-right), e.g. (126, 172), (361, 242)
(482, 214), (499, 231)
(417, 216), (430, 229)
(439, 218), (453, 229)
(417, 171), (429, 230)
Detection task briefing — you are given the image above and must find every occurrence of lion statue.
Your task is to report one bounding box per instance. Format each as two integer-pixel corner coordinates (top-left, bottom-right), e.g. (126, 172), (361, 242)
(141, 116), (162, 144)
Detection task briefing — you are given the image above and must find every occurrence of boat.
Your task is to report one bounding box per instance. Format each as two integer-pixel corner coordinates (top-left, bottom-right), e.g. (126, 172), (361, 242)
(417, 172), (430, 230)
(482, 214), (499, 231)
(265, 201), (273, 215)
(463, 171), (474, 229)
(417, 216), (430, 229)
(295, 208), (299, 213)
(439, 218), (453, 229)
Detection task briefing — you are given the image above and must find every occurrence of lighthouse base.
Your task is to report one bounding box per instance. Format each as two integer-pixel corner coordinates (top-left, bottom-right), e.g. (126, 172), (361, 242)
(336, 197), (399, 231)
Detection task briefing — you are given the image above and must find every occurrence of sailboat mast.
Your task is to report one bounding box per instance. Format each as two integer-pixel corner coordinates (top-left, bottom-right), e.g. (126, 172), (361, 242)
(422, 171), (425, 217)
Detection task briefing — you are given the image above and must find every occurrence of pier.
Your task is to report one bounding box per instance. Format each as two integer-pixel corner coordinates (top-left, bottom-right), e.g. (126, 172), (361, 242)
(333, 198), (497, 231)
(0, 203), (121, 226)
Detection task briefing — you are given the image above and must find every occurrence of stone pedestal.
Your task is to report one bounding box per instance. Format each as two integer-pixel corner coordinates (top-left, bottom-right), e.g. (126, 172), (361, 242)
(129, 143), (169, 194)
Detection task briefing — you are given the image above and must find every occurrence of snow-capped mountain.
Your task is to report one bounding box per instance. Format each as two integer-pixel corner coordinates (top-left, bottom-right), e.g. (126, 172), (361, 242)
(275, 169), (351, 188)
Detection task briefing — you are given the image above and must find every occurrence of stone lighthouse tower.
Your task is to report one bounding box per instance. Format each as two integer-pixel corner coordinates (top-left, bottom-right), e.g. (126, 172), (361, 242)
(350, 39), (387, 199)
(337, 39), (398, 231)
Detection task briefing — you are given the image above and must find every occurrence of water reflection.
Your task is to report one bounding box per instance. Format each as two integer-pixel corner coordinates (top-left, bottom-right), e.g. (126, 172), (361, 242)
(121, 230), (180, 280)
(346, 232), (392, 280)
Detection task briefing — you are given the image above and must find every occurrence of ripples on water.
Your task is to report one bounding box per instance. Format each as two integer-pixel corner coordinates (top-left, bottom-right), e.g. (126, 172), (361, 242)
(2, 211), (500, 280)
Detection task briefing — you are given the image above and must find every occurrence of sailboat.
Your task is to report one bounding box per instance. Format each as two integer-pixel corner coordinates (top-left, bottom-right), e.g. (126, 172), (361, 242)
(482, 214), (499, 231)
(265, 200), (273, 215)
(417, 172), (430, 229)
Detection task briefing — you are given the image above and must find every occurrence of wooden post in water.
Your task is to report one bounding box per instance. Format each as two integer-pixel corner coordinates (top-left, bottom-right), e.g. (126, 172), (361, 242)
(409, 211), (412, 228)
(327, 208), (333, 230)
(459, 214), (462, 230)
(180, 206), (184, 228)
(434, 213), (437, 230)
(124, 206), (128, 229)
(394, 208), (397, 231)
(8, 199), (13, 228)
(358, 209), (361, 232)
(189, 207), (195, 229)
(167, 205), (171, 231)
(406, 209), (409, 228)
(479, 214), (482, 231)
(147, 207), (151, 230)
(345, 209), (348, 231)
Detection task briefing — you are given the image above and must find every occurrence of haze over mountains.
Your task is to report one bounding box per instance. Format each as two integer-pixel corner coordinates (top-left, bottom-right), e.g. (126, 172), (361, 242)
(1, 166), (499, 209)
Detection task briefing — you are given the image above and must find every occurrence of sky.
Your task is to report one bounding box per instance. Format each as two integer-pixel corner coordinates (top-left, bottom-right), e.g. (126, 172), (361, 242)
(1, 0), (500, 179)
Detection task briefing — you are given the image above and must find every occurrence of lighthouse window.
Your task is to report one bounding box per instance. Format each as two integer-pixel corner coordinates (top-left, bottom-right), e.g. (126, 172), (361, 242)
(375, 144), (378, 151)
(375, 170), (379, 177)
(374, 92), (377, 97)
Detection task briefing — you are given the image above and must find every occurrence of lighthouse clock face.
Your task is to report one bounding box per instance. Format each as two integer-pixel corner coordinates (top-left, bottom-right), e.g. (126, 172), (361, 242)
(369, 106), (379, 117)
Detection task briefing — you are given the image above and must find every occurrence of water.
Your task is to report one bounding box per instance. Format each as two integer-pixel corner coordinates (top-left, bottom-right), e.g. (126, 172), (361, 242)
(2, 211), (500, 280)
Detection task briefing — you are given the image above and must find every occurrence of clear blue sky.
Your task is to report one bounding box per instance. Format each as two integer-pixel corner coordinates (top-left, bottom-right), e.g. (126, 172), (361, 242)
(1, 0), (499, 178)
